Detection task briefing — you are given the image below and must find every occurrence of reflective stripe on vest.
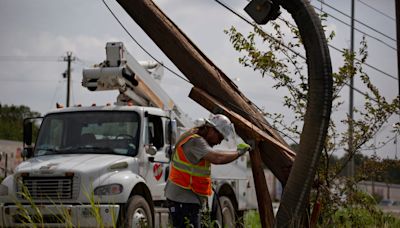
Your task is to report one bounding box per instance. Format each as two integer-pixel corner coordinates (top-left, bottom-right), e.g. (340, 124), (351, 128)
(168, 132), (212, 196)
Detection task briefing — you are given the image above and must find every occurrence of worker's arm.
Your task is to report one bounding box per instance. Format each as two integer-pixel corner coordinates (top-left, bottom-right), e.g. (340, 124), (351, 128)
(202, 150), (240, 164)
(183, 137), (250, 165)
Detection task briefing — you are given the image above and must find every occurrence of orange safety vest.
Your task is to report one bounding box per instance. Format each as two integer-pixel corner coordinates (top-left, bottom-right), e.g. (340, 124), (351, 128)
(168, 132), (212, 196)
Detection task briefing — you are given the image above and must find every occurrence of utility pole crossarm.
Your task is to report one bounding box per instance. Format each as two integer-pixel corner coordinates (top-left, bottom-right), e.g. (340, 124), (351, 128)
(189, 87), (295, 158)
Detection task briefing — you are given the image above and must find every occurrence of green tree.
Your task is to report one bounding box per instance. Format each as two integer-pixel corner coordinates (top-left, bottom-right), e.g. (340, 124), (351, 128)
(0, 103), (40, 141)
(225, 13), (399, 226)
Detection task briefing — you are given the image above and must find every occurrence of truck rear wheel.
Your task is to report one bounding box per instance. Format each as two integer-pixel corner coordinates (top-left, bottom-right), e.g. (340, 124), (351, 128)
(124, 195), (153, 228)
(216, 196), (236, 227)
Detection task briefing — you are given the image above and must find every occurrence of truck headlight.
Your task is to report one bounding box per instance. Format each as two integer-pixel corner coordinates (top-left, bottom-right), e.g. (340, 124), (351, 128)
(0, 184), (8, 196)
(94, 184), (123, 195)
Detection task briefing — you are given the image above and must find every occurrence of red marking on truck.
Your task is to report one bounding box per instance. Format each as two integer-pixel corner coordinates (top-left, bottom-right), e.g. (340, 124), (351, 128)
(153, 163), (163, 181)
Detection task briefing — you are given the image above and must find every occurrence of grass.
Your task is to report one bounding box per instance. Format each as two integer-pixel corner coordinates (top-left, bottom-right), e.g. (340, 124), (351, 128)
(13, 184), (400, 228)
(13, 182), (117, 228)
(244, 210), (261, 228)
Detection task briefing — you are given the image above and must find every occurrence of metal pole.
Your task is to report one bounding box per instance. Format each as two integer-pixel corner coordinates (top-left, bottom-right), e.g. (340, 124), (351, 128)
(349, 0), (355, 177)
(396, 0), (400, 106)
(4, 153), (7, 178)
(396, 0), (400, 160)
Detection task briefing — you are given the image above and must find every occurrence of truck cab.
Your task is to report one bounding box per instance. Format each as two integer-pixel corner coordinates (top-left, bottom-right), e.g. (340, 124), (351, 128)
(0, 105), (176, 227)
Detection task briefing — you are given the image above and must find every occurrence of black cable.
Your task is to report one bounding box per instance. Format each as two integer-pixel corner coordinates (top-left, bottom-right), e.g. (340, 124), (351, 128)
(214, 0), (306, 60)
(312, 6), (396, 51)
(274, 14), (397, 81)
(357, 0), (396, 21)
(102, 0), (191, 84)
(327, 44), (397, 80)
(314, 0), (396, 43)
(219, 1), (398, 88)
(219, 0), (397, 81)
(361, 134), (397, 151)
(215, 0), (397, 136)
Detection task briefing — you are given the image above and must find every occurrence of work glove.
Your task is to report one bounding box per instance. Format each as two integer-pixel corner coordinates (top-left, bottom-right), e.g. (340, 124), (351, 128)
(237, 143), (252, 157)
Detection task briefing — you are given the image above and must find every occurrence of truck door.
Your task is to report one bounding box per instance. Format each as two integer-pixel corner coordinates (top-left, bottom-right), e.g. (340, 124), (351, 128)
(144, 114), (169, 200)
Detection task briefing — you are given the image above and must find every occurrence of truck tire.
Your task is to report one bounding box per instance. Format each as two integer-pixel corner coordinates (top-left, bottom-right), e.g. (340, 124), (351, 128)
(215, 196), (236, 228)
(124, 195), (153, 228)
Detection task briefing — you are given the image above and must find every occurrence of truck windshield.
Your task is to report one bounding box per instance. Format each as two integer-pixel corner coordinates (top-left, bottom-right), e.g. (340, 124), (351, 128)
(34, 111), (140, 157)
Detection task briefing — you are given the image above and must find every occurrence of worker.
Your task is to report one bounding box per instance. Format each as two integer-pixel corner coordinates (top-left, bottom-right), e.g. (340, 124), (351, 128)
(165, 114), (252, 228)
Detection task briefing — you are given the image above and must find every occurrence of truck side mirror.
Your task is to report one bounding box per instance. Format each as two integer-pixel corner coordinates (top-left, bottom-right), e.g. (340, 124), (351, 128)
(165, 120), (177, 145)
(145, 145), (157, 156)
(22, 117), (42, 159)
(165, 120), (177, 159)
(23, 120), (33, 146)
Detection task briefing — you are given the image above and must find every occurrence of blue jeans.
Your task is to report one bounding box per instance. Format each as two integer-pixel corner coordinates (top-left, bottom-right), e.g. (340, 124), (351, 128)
(167, 199), (201, 228)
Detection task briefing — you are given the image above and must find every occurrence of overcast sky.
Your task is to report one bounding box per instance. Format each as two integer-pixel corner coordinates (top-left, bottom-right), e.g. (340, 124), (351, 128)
(0, 0), (398, 158)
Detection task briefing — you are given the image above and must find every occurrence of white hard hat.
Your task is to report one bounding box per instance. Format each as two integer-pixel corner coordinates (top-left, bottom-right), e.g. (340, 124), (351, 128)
(194, 118), (206, 127)
(206, 114), (233, 140)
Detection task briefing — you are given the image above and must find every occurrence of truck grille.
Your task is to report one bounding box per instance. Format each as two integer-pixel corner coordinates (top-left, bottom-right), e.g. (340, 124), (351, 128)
(17, 176), (79, 200)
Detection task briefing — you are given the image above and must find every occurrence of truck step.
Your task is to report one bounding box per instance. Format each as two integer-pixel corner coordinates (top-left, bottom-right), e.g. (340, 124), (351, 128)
(154, 207), (170, 228)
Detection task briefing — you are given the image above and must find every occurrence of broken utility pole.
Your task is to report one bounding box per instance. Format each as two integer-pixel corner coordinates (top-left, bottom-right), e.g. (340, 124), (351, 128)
(117, 0), (333, 226)
(116, 0), (295, 226)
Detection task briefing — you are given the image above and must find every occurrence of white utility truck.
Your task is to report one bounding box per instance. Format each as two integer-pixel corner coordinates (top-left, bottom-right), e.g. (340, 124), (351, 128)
(0, 42), (258, 227)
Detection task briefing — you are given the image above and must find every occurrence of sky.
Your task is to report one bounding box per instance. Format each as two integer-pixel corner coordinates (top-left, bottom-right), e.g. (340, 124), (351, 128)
(0, 0), (398, 158)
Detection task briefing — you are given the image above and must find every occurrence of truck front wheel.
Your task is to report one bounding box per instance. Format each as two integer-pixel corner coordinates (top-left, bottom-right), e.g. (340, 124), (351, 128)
(124, 195), (153, 228)
(216, 196), (236, 227)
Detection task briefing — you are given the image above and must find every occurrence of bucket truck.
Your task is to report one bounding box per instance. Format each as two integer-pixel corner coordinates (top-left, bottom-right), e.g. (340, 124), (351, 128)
(0, 42), (261, 227)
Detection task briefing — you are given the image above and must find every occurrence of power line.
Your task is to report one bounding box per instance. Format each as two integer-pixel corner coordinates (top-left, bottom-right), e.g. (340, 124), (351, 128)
(103, 0), (278, 134)
(357, 0), (396, 21)
(314, 0), (396, 42)
(273, 7), (398, 81)
(216, 0), (398, 99)
(361, 134), (397, 151)
(219, 0), (397, 81)
(327, 44), (397, 80)
(312, 3), (397, 51)
(215, 0), (306, 60)
(0, 56), (62, 62)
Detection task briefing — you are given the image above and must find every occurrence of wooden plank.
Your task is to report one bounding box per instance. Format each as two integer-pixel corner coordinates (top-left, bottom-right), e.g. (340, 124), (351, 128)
(251, 144), (275, 228)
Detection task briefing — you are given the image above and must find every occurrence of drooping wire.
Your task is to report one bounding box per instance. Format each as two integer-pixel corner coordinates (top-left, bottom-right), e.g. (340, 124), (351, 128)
(102, 0), (190, 84)
(214, 0), (306, 60)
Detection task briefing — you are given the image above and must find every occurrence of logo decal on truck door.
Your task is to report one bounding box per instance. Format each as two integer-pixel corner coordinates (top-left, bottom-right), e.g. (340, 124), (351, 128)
(153, 163), (163, 181)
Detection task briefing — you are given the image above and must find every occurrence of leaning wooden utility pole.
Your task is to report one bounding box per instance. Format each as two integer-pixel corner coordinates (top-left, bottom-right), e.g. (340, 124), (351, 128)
(116, 0), (294, 181)
(116, 0), (295, 226)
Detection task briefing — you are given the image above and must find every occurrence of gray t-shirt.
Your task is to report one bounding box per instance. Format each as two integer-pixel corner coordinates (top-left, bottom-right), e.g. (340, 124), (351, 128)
(165, 136), (213, 204)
